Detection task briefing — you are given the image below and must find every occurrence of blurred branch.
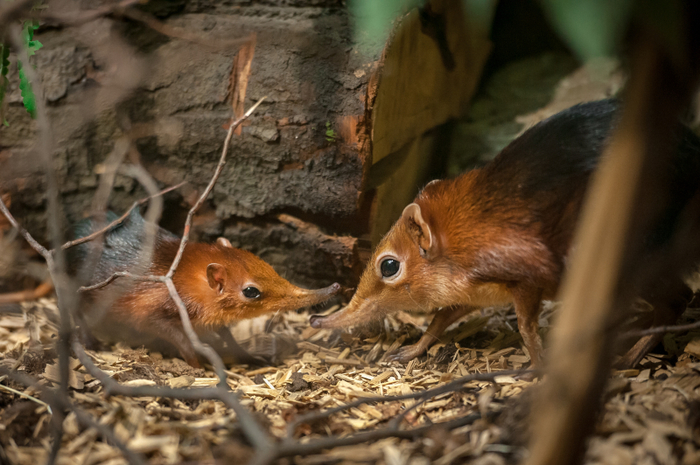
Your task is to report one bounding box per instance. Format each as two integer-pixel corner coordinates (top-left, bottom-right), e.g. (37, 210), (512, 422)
(0, 197), (52, 262)
(0, 366), (147, 465)
(73, 341), (274, 452)
(526, 8), (700, 464)
(625, 319), (700, 337)
(62, 181), (186, 251)
(0, 0), (35, 29)
(166, 97), (266, 279)
(41, 1), (251, 51)
(121, 7), (252, 50)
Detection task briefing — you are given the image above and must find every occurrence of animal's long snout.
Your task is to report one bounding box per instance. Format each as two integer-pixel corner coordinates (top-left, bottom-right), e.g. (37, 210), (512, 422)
(294, 282), (342, 308)
(309, 297), (372, 329)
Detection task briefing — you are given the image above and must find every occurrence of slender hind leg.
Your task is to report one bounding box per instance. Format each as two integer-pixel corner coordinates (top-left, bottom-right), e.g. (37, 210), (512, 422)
(215, 327), (268, 366)
(616, 276), (691, 368)
(510, 285), (545, 368)
(386, 305), (477, 362)
(157, 322), (201, 368)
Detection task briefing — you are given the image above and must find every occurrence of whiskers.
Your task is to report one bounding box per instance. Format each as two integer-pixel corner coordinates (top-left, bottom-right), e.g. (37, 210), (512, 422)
(405, 284), (431, 313)
(264, 307), (284, 333)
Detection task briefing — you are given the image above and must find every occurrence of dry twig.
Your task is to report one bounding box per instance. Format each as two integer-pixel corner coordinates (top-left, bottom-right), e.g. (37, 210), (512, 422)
(62, 181), (186, 251)
(625, 319), (700, 337)
(40, 0), (250, 50)
(0, 366), (146, 465)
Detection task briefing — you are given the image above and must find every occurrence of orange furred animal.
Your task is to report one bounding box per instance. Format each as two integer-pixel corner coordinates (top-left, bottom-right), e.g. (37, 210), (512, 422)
(74, 210), (341, 367)
(310, 99), (700, 367)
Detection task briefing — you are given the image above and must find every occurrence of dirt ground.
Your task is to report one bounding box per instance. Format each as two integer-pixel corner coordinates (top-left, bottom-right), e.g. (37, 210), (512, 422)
(0, 298), (698, 464)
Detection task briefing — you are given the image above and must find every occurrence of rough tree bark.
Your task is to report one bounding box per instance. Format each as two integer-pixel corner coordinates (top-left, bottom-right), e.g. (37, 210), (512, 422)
(0, 0), (492, 289)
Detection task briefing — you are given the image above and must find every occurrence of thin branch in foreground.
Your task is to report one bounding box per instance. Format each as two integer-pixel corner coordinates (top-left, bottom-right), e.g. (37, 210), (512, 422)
(72, 341), (274, 452)
(284, 369), (527, 440)
(0, 0), (34, 27)
(67, 97), (275, 455)
(62, 181), (186, 251)
(74, 338), (526, 464)
(8, 23), (71, 465)
(121, 7), (252, 50)
(77, 272), (163, 293)
(273, 413), (484, 462)
(39, 0), (143, 26)
(166, 96), (267, 279)
(0, 366), (147, 465)
(623, 319), (700, 337)
(0, 196), (52, 263)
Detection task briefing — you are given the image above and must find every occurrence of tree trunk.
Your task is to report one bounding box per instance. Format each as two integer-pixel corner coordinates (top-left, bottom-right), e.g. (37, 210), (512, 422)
(0, 0), (492, 289)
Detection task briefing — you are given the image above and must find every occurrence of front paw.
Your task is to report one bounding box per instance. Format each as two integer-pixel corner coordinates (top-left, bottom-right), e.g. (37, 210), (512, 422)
(385, 343), (427, 363)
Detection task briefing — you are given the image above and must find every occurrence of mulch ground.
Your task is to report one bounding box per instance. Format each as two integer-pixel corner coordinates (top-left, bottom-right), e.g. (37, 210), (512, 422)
(1, 298), (699, 464)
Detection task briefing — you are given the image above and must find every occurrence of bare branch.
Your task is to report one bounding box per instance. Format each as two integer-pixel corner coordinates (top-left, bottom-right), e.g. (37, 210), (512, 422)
(0, 366), (147, 465)
(166, 97), (267, 279)
(73, 341), (274, 452)
(121, 7), (252, 50)
(62, 181), (186, 251)
(0, 196), (52, 262)
(39, 1), (249, 51)
(78, 272), (163, 292)
(269, 412), (483, 463)
(9, 23), (71, 465)
(284, 369), (527, 440)
(71, 406), (147, 465)
(0, 0), (34, 28)
(624, 319), (700, 337)
(39, 0), (143, 27)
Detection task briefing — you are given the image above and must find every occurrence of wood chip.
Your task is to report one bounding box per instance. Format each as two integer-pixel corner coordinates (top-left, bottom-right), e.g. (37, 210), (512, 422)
(166, 375), (195, 388)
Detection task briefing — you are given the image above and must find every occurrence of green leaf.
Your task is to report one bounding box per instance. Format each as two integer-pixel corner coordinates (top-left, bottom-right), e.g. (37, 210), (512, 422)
(15, 20), (42, 118)
(17, 60), (37, 118)
(22, 20), (43, 56)
(539, 0), (633, 59)
(350, 0), (422, 56)
(325, 121), (337, 143)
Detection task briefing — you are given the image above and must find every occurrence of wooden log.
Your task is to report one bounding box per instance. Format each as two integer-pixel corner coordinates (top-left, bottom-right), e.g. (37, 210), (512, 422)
(0, 0), (494, 288)
(367, 0), (494, 244)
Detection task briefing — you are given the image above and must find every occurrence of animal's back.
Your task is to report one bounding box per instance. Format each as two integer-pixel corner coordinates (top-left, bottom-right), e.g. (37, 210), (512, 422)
(483, 98), (700, 218)
(483, 99), (617, 199)
(70, 209), (179, 282)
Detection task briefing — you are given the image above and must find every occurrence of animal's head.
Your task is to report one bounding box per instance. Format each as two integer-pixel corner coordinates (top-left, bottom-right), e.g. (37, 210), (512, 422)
(310, 200), (461, 329)
(190, 238), (341, 325)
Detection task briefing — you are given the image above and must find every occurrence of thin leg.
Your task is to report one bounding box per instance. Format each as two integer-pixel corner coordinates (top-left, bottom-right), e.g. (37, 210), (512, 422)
(511, 285), (544, 368)
(216, 327), (268, 366)
(158, 322), (200, 368)
(387, 305), (476, 363)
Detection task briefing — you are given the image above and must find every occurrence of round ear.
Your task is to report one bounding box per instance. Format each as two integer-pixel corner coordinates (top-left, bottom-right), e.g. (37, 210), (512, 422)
(217, 237), (233, 248)
(206, 263), (227, 294)
(401, 203), (435, 256)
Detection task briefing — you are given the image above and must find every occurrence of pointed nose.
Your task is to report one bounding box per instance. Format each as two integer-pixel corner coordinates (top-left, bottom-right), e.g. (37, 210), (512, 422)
(309, 314), (324, 328)
(295, 282), (341, 307)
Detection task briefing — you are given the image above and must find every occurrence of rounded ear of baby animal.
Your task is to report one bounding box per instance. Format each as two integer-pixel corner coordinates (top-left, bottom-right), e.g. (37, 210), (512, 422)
(217, 237), (233, 248)
(206, 263), (227, 294)
(402, 203), (434, 256)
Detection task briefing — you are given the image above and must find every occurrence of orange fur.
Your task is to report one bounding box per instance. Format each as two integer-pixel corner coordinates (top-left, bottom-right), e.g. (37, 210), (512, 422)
(88, 237), (341, 367)
(311, 99), (700, 368)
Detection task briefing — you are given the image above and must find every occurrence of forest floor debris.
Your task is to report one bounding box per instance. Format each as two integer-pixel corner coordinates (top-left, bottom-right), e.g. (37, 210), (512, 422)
(0, 299), (698, 464)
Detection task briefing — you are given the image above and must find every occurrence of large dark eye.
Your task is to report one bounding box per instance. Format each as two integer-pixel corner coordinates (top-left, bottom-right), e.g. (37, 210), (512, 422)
(380, 258), (400, 278)
(242, 287), (261, 299)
